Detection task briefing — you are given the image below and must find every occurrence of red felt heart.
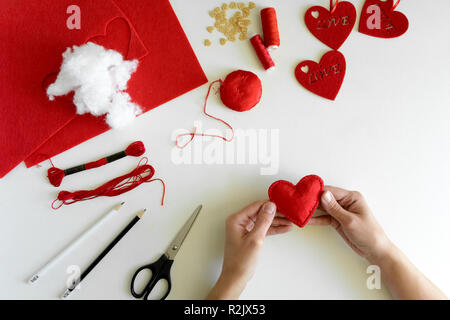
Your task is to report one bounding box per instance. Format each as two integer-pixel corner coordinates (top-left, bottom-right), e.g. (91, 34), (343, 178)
(87, 17), (131, 57)
(268, 175), (324, 228)
(358, 0), (408, 38)
(305, 1), (356, 50)
(42, 16), (147, 101)
(295, 50), (346, 100)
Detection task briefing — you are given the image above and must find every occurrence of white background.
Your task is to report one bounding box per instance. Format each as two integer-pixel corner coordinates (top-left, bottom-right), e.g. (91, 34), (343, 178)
(0, 0), (449, 299)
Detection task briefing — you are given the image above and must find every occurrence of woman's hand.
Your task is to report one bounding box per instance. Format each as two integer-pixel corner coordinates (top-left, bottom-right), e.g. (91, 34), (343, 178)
(310, 186), (447, 299)
(309, 186), (392, 263)
(206, 201), (292, 299)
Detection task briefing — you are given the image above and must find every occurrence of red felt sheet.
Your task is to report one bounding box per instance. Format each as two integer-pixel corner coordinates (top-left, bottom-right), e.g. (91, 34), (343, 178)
(24, 0), (208, 168)
(0, 0), (148, 178)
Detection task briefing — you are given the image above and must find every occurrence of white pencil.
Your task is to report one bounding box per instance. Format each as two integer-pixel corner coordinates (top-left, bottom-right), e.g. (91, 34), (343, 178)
(28, 202), (124, 284)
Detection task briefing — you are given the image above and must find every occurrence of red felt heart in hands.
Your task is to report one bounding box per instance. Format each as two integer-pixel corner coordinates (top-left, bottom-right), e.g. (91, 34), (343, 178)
(358, 0), (408, 38)
(305, 1), (356, 50)
(268, 175), (324, 228)
(295, 50), (346, 100)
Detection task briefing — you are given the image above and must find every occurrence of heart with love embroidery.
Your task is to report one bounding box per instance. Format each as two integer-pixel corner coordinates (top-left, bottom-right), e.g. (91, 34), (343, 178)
(305, 0), (357, 50)
(358, 0), (409, 38)
(268, 175), (324, 228)
(295, 50), (346, 100)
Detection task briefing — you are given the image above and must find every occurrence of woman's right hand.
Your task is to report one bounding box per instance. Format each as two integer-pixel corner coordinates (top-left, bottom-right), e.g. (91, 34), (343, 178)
(309, 186), (392, 264)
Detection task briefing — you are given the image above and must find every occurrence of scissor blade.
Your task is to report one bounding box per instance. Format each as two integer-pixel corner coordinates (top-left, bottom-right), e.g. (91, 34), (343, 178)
(165, 205), (202, 260)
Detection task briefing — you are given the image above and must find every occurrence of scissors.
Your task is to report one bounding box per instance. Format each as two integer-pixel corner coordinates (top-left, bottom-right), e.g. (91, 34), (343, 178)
(130, 205), (202, 300)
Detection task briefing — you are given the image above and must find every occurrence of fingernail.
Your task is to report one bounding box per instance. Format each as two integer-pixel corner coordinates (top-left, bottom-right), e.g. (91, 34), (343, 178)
(323, 191), (334, 204)
(262, 202), (276, 215)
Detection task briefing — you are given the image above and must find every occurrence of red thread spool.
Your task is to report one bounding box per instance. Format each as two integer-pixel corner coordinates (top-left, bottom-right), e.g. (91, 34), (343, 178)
(250, 34), (275, 71)
(261, 8), (280, 50)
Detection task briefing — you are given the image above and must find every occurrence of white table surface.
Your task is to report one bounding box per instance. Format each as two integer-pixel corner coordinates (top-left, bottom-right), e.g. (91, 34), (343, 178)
(1, 0), (449, 300)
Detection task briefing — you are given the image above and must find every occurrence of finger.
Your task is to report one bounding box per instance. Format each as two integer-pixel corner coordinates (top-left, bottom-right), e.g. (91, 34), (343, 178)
(340, 191), (370, 214)
(320, 191), (352, 225)
(249, 202), (276, 239)
(308, 215), (332, 226)
(274, 211), (292, 220)
(267, 224), (293, 235)
(239, 200), (267, 220)
(324, 187), (369, 214)
(323, 185), (352, 201)
(245, 220), (255, 232)
(274, 211), (298, 222)
(271, 217), (293, 226)
(275, 212), (286, 218)
(309, 214), (341, 230)
(246, 216), (292, 232)
(230, 200), (267, 226)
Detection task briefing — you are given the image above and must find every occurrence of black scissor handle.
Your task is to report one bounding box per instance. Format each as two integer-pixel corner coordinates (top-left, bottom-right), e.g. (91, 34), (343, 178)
(130, 264), (154, 298)
(130, 254), (173, 300)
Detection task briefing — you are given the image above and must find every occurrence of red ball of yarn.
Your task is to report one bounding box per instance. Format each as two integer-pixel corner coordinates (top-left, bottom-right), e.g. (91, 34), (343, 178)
(219, 70), (262, 112)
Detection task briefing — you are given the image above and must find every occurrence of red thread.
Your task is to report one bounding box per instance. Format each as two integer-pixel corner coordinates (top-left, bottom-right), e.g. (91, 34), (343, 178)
(330, 0), (339, 14)
(261, 8), (280, 50)
(149, 178), (166, 206)
(125, 141), (146, 156)
(52, 158), (165, 209)
(48, 167), (65, 187)
(391, 0), (400, 12)
(175, 80), (234, 149)
(47, 141), (146, 187)
(85, 158), (108, 170)
(250, 34), (275, 70)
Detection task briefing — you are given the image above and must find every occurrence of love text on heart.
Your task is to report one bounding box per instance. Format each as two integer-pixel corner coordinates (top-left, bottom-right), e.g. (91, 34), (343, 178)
(316, 15), (351, 30)
(309, 63), (342, 84)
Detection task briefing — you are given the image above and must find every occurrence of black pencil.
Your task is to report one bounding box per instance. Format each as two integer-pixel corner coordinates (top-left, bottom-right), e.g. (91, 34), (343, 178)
(61, 209), (146, 299)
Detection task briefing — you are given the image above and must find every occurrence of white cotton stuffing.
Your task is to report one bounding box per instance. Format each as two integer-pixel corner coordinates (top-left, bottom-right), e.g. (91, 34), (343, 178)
(47, 42), (142, 128)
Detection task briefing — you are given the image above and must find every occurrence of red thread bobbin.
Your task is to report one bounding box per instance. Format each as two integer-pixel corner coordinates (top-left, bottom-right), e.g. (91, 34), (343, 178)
(261, 8), (280, 50)
(250, 34), (275, 71)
